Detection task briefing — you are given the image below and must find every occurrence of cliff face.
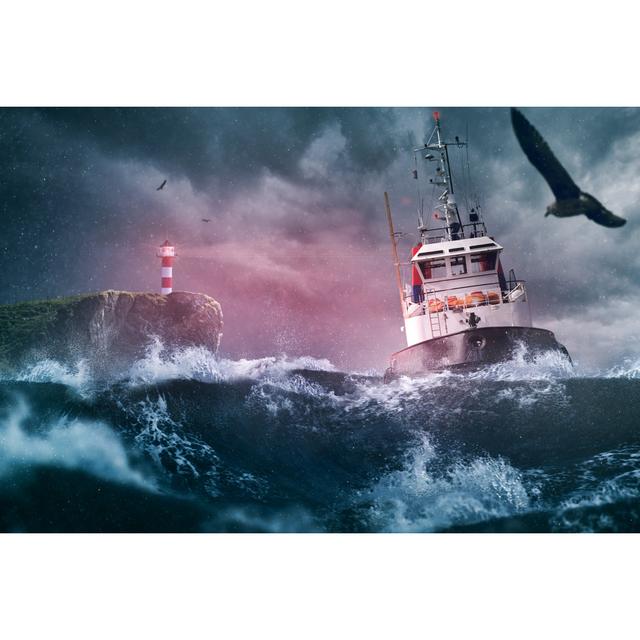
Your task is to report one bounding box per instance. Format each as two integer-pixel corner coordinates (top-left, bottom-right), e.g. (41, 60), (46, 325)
(0, 291), (223, 372)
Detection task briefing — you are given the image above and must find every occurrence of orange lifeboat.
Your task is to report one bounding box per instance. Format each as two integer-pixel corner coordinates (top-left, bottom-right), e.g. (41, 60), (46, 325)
(447, 296), (465, 311)
(488, 291), (500, 305)
(428, 298), (444, 313)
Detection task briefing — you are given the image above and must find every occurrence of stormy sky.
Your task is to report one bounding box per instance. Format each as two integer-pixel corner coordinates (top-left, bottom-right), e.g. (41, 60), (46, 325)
(1, 107), (639, 371)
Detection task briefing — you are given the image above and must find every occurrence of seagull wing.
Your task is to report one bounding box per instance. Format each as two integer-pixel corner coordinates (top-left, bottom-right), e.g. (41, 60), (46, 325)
(585, 206), (627, 228)
(511, 108), (580, 201)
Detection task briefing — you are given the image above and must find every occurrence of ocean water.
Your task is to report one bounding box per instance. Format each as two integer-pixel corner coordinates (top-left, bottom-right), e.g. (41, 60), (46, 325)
(1, 340), (639, 532)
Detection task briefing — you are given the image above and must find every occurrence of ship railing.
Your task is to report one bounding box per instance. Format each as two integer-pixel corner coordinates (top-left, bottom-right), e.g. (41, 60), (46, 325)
(503, 281), (527, 303)
(403, 280), (528, 315)
(421, 223), (488, 244)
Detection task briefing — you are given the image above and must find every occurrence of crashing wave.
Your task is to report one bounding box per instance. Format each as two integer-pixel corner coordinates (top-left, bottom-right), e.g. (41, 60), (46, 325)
(0, 395), (153, 490)
(462, 342), (576, 382)
(364, 436), (533, 532)
(6, 358), (94, 396)
(603, 357), (640, 379)
(126, 337), (337, 386)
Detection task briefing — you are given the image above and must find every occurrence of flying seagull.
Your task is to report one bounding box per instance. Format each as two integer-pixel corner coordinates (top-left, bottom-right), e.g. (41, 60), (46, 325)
(156, 179), (167, 191)
(510, 108), (626, 228)
(201, 218), (211, 223)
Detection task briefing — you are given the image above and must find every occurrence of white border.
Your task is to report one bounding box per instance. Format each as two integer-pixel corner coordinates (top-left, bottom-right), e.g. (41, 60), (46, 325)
(1, 1), (639, 638)
(1, 1), (639, 106)
(0, 534), (638, 639)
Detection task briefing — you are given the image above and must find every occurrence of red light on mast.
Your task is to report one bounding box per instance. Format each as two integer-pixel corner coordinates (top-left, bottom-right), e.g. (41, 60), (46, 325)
(433, 111), (440, 122)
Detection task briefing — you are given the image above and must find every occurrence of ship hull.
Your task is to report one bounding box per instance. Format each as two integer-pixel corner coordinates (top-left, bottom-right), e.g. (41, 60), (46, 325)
(386, 326), (570, 379)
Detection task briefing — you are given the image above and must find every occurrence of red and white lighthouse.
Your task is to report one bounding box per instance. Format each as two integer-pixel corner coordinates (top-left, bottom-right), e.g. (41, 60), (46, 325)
(158, 240), (175, 294)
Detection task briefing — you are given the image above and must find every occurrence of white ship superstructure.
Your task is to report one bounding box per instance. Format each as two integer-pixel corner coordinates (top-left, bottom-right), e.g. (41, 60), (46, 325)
(403, 236), (531, 345)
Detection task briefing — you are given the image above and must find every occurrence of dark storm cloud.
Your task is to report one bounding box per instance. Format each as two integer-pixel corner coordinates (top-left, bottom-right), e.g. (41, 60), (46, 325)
(38, 107), (402, 190)
(0, 109), (165, 300)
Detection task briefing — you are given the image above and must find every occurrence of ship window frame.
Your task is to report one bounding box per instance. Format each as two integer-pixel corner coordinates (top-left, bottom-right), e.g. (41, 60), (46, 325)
(449, 255), (468, 276)
(470, 250), (498, 273)
(420, 257), (447, 280)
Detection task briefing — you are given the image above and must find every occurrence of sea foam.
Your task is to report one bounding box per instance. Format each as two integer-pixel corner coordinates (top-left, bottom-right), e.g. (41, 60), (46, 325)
(366, 436), (533, 532)
(0, 395), (153, 490)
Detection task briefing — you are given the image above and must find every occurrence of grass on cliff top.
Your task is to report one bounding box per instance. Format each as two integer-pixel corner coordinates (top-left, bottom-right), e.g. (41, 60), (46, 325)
(0, 290), (165, 362)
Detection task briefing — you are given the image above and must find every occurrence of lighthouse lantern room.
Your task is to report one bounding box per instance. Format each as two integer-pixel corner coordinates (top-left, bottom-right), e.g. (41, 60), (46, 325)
(158, 240), (175, 294)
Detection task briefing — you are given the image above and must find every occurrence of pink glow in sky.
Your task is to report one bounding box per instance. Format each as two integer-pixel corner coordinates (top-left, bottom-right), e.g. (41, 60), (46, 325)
(118, 223), (408, 372)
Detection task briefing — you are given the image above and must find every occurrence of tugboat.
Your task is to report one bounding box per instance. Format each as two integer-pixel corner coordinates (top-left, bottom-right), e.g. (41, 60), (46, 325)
(384, 111), (570, 379)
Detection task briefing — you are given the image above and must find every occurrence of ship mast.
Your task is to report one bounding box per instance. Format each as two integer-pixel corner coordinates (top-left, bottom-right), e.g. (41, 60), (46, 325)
(384, 191), (406, 315)
(416, 111), (471, 243)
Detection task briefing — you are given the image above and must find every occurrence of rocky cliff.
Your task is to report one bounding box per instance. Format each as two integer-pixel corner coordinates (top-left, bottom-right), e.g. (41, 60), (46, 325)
(0, 290), (223, 373)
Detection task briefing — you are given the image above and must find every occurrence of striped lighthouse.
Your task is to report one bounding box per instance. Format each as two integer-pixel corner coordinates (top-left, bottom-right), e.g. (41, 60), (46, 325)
(158, 240), (175, 294)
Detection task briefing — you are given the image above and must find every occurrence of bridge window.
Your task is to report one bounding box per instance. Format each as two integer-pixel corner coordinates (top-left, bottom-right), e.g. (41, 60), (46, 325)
(471, 251), (497, 273)
(450, 256), (467, 276)
(421, 258), (446, 280)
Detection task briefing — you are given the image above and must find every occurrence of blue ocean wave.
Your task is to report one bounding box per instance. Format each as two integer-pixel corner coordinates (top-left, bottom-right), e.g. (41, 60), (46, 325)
(1, 343), (639, 532)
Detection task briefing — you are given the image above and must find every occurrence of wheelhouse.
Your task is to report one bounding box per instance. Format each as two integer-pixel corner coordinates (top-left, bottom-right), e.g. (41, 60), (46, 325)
(413, 237), (502, 284)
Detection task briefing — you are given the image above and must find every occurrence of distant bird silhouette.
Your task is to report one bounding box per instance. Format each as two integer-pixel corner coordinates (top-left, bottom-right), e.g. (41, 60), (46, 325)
(201, 218), (211, 223)
(510, 108), (626, 228)
(156, 179), (167, 191)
